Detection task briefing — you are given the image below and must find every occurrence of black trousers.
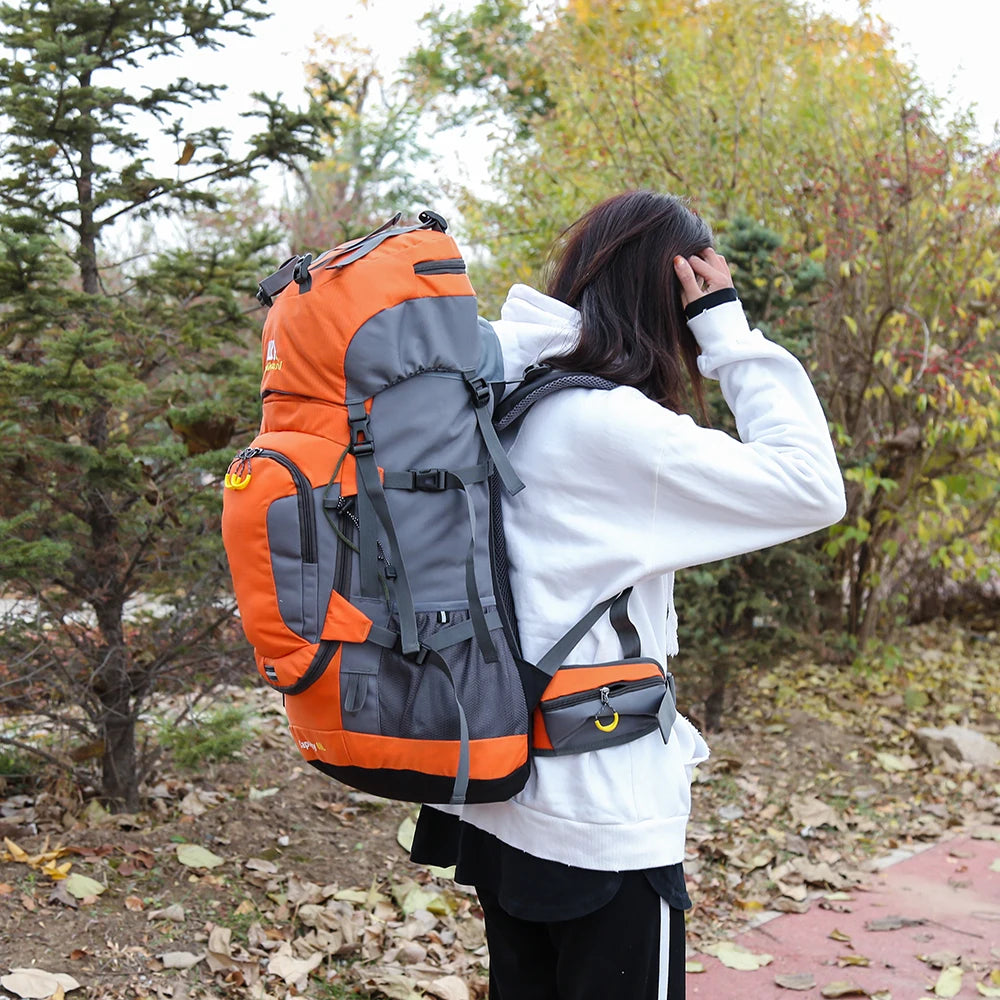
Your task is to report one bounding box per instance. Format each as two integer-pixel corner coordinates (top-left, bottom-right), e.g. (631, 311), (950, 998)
(478, 870), (686, 1000)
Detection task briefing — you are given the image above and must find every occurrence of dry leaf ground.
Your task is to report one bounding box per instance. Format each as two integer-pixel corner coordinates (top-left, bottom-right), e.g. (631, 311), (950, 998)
(0, 621), (997, 999)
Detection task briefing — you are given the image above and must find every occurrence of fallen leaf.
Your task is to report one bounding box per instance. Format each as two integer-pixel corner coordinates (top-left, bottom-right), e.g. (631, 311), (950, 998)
(124, 895), (144, 911)
(934, 966), (963, 998)
(147, 903), (186, 922)
(245, 857), (279, 874)
(790, 795), (843, 829)
(839, 955), (872, 967)
(775, 972), (816, 990)
(820, 981), (869, 997)
(920, 951), (961, 970)
(702, 941), (774, 971)
(397, 814), (417, 852)
(829, 928), (852, 943)
(865, 915), (926, 932)
(874, 752), (919, 772)
(426, 975), (469, 1000)
(990, 858), (1000, 873)
(685, 961), (705, 973)
(266, 949), (323, 988)
(175, 844), (224, 869)
(0, 969), (81, 998)
(977, 982), (1000, 998)
(62, 873), (105, 899)
(160, 951), (203, 970)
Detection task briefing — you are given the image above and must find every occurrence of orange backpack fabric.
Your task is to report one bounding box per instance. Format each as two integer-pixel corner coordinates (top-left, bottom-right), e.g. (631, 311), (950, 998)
(222, 213), (677, 806)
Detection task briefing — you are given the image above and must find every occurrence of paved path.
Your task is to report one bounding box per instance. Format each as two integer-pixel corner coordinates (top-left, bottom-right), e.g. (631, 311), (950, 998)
(687, 832), (1000, 999)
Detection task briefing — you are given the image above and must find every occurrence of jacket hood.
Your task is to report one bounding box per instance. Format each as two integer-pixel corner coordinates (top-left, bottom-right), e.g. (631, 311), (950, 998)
(492, 284), (582, 382)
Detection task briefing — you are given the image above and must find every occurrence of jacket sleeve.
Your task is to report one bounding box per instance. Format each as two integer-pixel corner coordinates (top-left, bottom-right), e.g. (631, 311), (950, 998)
(642, 297), (846, 572)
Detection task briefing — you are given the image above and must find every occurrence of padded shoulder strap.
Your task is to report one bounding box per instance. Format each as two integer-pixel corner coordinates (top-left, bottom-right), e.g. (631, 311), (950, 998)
(494, 368), (619, 433)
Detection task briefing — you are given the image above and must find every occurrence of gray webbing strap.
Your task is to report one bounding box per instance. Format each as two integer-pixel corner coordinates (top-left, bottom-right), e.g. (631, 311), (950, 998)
(382, 464), (489, 491)
(610, 589), (641, 660)
(366, 624), (399, 649)
(354, 471), (380, 597)
(534, 587), (639, 678)
(364, 609), (501, 655)
(454, 468), (499, 663)
(326, 225), (424, 270)
(425, 608), (502, 651)
(348, 404), (420, 655)
(464, 372), (524, 496)
(535, 594), (620, 679)
(423, 647), (471, 805)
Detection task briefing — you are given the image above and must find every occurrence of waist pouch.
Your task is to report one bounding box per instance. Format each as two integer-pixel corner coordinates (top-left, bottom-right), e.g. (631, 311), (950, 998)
(533, 658), (676, 756)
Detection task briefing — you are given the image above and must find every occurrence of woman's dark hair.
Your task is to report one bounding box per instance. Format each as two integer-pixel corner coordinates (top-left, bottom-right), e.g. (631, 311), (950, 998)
(544, 190), (712, 418)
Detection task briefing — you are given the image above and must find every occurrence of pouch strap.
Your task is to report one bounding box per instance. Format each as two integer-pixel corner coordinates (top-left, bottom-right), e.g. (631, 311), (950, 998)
(535, 587), (639, 678)
(348, 403), (420, 655)
(609, 589), (641, 660)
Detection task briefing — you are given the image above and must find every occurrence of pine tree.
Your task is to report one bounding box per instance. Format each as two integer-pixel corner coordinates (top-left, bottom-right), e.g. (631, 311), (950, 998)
(0, 0), (338, 809)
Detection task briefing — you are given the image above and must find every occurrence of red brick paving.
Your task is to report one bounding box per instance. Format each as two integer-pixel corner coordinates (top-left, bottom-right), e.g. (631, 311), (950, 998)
(687, 833), (1000, 999)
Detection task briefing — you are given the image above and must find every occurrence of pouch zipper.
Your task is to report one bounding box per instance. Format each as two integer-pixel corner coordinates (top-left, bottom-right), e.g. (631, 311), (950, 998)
(541, 675), (664, 711)
(235, 447), (317, 563)
(413, 258), (467, 275)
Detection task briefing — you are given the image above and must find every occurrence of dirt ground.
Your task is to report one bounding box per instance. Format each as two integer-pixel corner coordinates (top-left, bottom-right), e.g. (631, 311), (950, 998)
(1, 621), (998, 999)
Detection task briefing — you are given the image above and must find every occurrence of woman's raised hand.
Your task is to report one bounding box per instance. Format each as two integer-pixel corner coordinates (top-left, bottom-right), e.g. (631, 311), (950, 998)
(673, 248), (734, 308)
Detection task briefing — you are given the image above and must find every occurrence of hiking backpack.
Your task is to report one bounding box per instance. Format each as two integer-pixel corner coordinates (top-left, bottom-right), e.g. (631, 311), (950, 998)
(221, 211), (676, 806)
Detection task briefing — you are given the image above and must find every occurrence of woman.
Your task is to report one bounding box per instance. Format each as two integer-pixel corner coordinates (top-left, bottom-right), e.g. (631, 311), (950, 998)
(411, 190), (846, 999)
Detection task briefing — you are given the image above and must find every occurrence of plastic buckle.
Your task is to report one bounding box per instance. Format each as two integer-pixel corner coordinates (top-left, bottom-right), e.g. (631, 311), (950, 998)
(522, 363), (552, 383)
(292, 253), (313, 292)
(418, 210), (448, 233)
(413, 469), (448, 491)
(466, 375), (491, 408)
(351, 440), (374, 457)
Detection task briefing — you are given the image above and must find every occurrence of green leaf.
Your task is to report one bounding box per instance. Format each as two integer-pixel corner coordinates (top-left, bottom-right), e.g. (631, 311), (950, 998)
(175, 844), (224, 869)
(63, 873), (106, 898)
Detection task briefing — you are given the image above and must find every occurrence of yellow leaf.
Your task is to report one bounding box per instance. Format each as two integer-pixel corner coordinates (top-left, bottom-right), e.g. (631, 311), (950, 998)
(935, 966), (963, 998)
(4, 837), (29, 862)
(174, 140), (196, 166)
(703, 941), (773, 971)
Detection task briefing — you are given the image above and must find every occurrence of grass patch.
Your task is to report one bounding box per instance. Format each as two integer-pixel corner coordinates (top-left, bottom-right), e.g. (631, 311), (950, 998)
(157, 704), (256, 770)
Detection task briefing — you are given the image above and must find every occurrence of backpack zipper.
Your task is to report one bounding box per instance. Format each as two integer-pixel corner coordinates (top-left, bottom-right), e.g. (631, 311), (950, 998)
(333, 497), (355, 597)
(413, 258), (467, 276)
(236, 447), (318, 563)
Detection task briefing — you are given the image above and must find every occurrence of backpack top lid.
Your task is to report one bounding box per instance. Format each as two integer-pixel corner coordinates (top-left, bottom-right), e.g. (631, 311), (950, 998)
(259, 226), (479, 408)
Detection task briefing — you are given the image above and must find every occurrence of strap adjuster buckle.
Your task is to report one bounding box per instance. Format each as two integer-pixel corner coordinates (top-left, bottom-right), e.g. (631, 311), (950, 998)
(413, 468), (448, 491)
(466, 375), (491, 408)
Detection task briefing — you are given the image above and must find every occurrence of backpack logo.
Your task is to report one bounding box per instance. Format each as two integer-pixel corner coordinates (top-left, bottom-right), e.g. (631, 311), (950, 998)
(264, 339), (282, 372)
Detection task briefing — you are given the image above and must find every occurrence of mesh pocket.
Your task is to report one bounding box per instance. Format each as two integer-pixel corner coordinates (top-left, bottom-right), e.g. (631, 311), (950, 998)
(378, 610), (528, 742)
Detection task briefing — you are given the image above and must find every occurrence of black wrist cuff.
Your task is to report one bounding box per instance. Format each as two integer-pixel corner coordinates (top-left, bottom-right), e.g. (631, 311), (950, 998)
(684, 287), (739, 320)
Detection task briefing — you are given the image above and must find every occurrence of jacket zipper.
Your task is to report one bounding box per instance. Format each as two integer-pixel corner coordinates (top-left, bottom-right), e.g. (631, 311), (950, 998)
(542, 674), (664, 711)
(413, 258), (467, 275)
(236, 447), (317, 563)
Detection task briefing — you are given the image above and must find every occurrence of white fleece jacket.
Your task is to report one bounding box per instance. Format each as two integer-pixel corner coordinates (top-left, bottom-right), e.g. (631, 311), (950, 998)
(437, 284), (846, 870)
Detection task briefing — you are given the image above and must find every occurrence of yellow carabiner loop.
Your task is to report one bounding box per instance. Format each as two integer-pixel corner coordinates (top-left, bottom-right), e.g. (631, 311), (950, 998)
(225, 471), (252, 490)
(595, 711), (620, 733)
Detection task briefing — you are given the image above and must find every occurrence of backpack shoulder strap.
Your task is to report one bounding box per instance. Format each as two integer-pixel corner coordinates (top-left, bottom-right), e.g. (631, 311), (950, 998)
(493, 366), (619, 433)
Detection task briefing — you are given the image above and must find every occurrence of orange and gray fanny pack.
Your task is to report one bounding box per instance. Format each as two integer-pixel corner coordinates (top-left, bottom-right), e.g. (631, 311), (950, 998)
(221, 211), (675, 808)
